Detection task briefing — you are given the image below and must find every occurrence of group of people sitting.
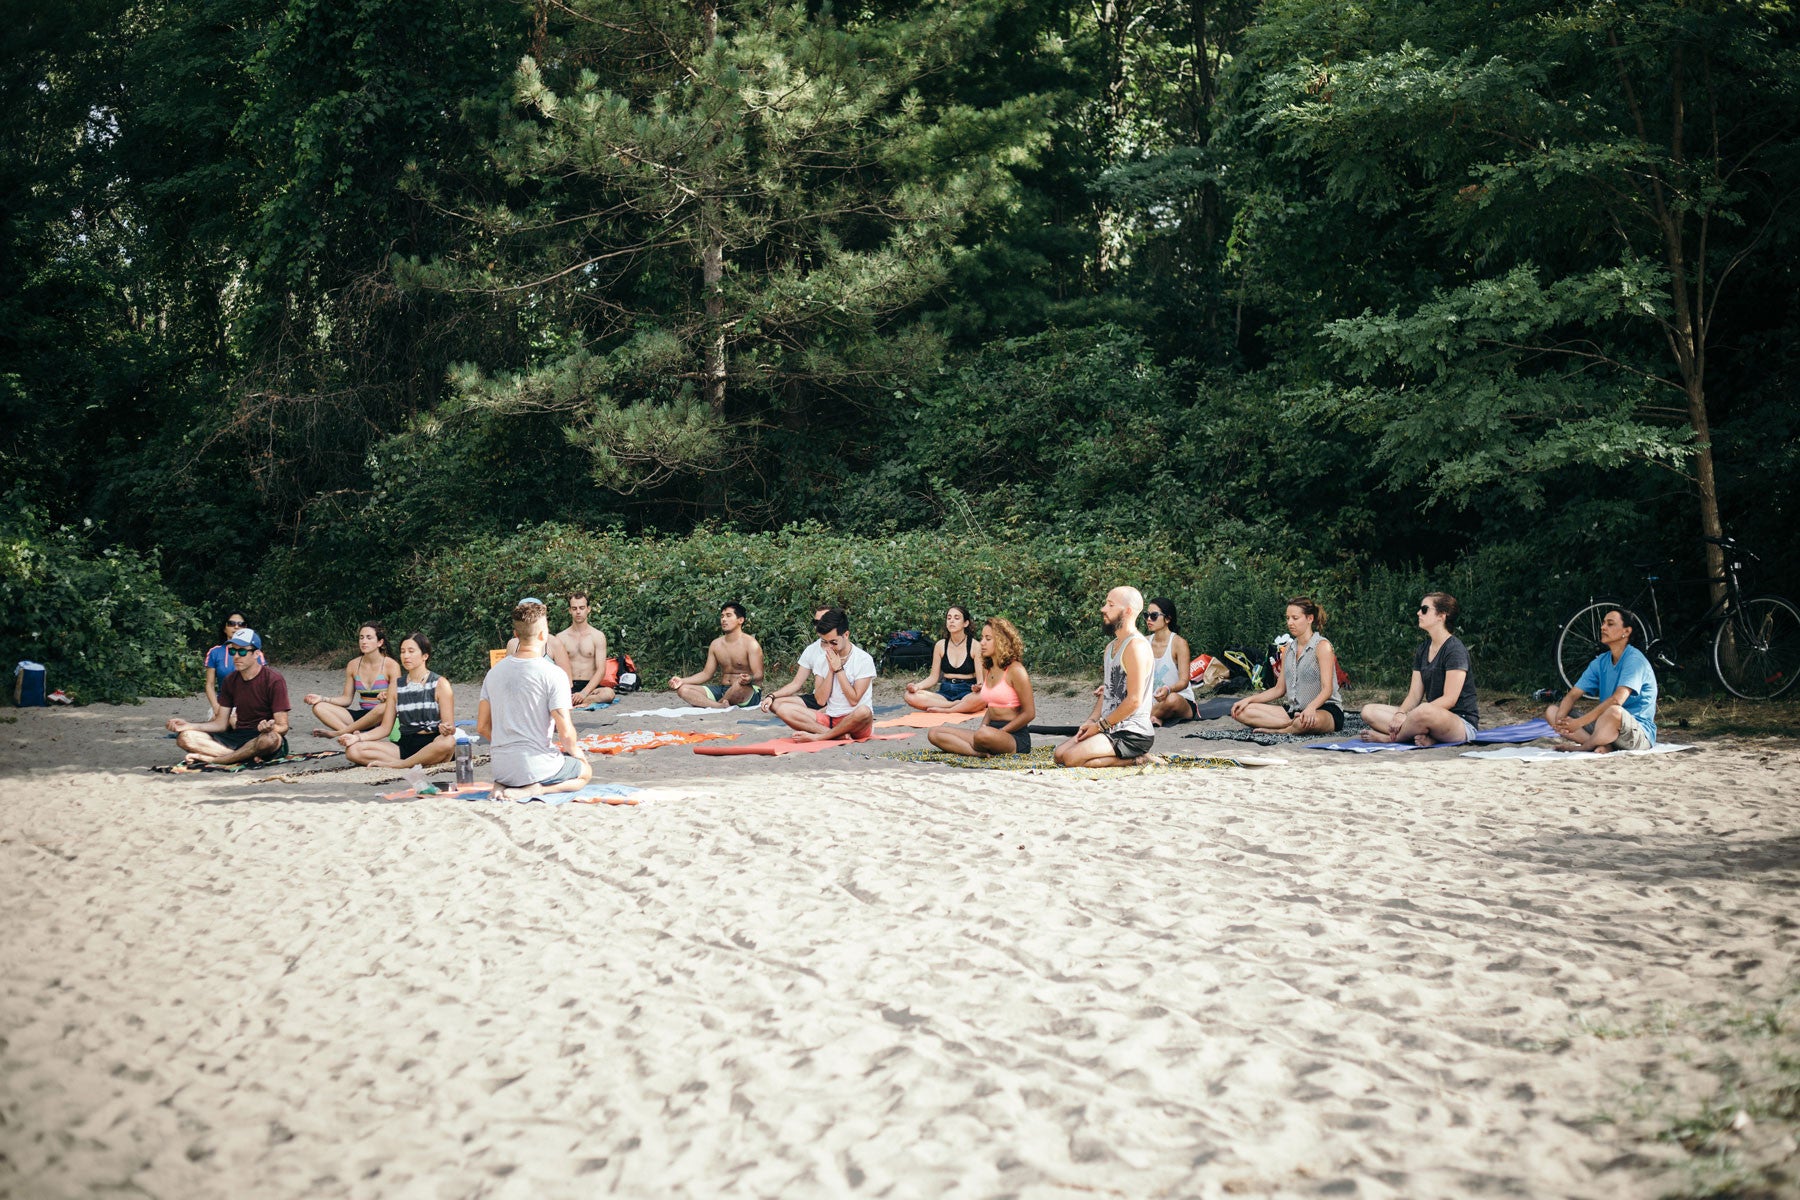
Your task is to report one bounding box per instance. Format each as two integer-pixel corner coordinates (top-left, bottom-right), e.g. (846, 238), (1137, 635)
(163, 583), (1661, 788)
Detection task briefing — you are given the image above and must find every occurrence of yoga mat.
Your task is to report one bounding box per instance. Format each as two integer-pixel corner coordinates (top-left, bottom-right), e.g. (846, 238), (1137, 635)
(881, 746), (1283, 773)
(153, 749), (342, 775)
(1472, 717), (1558, 743)
(874, 710), (977, 729)
(575, 700), (617, 712)
(580, 730), (736, 755)
(1460, 742), (1695, 761)
(1193, 697), (1238, 720)
(694, 732), (916, 756)
(618, 705), (752, 718)
(1304, 718), (1559, 753)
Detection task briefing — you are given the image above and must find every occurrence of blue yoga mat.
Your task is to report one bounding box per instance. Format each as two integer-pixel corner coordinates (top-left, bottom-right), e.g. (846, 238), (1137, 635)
(1306, 717), (1557, 753)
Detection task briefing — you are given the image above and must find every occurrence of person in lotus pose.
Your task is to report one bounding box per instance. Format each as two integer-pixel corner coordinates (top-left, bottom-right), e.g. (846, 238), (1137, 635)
(905, 605), (984, 710)
(927, 618), (1035, 757)
(1360, 592), (1480, 745)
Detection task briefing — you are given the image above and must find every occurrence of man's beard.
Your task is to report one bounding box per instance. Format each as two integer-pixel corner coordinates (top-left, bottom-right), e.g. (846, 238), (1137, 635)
(1101, 615), (1120, 636)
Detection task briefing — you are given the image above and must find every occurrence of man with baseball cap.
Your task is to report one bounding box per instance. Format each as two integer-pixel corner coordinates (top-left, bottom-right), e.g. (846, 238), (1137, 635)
(168, 628), (293, 765)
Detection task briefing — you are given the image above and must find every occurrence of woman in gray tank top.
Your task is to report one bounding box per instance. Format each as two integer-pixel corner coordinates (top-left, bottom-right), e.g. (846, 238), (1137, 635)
(1229, 597), (1345, 734)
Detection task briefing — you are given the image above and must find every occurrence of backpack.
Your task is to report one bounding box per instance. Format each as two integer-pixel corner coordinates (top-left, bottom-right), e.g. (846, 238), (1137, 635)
(883, 630), (934, 672)
(599, 628), (640, 693)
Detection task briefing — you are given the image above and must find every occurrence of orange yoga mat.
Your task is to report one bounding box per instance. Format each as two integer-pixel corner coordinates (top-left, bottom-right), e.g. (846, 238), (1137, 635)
(693, 731), (916, 756)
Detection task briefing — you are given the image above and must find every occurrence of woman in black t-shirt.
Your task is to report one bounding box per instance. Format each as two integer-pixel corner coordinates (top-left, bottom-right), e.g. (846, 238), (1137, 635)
(1360, 592), (1480, 745)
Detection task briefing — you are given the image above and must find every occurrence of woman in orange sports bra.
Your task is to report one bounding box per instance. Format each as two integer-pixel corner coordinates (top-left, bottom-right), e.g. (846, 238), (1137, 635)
(927, 617), (1036, 757)
(303, 621), (401, 738)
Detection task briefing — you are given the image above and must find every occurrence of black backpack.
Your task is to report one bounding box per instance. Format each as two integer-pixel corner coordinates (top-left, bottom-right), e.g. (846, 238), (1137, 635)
(883, 629), (934, 671)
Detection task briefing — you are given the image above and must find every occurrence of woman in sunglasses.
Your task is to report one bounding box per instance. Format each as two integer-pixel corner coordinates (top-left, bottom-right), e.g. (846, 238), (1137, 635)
(1360, 592), (1480, 745)
(1144, 597), (1198, 725)
(205, 611), (264, 711)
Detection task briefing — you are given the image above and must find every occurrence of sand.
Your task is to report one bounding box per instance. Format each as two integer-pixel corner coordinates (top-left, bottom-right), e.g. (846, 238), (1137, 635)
(2, 667), (1796, 1198)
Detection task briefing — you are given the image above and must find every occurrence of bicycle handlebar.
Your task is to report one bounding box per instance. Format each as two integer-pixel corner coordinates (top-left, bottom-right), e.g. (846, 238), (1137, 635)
(1703, 535), (1760, 564)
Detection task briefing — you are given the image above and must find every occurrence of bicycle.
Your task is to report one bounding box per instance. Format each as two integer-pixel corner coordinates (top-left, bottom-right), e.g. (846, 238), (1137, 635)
(1554, 535), (1800, 700)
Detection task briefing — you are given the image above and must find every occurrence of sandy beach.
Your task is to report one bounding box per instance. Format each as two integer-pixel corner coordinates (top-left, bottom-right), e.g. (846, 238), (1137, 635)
(2, 667), (1796, 1198)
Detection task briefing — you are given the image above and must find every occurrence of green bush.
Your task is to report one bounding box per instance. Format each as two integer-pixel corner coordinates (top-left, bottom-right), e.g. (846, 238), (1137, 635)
(362, 522), (1605, 693)
(0, 504), (200, 704)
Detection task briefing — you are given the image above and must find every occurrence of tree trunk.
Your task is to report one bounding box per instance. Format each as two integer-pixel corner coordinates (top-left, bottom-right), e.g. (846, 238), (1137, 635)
(699, 0), (726, 417)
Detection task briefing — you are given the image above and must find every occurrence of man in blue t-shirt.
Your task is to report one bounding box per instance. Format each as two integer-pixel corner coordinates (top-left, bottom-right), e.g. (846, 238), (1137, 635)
(1546, 608), (1658, 752)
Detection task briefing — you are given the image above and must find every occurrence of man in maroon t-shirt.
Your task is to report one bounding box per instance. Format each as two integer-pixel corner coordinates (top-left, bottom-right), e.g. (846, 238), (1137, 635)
(168, 628), (292, 764)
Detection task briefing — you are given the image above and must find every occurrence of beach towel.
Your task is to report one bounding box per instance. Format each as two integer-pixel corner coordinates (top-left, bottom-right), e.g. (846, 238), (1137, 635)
(874, 711), (977, 729)
(153, 749), (342, 775)
(1305, 717), (1561, 753)
(438, 782), (643, 805)
(693, 732), (917, 756)
(576, 700), (617, 712)
(580, 729), (736, 755)
(1460, 742), (1696, 762)
(882, 746), (1282, 773)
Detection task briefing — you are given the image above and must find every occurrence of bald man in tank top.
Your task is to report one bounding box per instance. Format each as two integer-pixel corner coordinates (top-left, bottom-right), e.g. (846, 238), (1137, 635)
(1054, 586), (1158, 768)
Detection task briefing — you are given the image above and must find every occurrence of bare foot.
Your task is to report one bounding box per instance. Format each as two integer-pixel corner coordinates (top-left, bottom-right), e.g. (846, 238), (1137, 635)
(1591, 745), (1611, 755)
(790, 729), (836, 743)
(1360, 728), (1394, 743)
(311, 727), (335, 738)
(1412, 734), (1433, 747)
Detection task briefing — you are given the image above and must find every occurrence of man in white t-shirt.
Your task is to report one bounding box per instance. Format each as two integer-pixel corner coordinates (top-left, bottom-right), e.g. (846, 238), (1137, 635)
(478, 599), (592, 801)
(761, 608), (876, 741)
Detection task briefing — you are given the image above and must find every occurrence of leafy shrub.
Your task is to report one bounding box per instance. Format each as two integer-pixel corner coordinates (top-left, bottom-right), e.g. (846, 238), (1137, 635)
(0, 504), (200, 704)
(362, 522), (1612, 692)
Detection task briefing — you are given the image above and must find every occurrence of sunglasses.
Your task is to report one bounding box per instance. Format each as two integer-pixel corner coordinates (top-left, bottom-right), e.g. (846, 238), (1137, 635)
(227, 646), (254, 656)
(225, 619), (244, 627)
(1417, 605), (1432, 615)
(1146, 611), (1164, 620)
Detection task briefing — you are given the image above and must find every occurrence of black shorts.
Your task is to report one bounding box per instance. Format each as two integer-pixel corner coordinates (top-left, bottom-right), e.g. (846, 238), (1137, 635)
(987, 719), (1030, 754)
(1105, 728), (1154, 759)
(802, 693), (823, 710)
(219, 728), (289, 760)
(571, 678), (589, 691)
(1287, 702), (1345, 732)
(397, 730), (439, 759)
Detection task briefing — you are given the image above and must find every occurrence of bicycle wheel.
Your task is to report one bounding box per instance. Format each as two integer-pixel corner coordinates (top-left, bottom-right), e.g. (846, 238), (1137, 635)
(1713, 595), (1800, 700)
(1555, 600), (1646, 695)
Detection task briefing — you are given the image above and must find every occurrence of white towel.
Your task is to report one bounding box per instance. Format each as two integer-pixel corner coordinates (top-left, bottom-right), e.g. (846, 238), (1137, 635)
(1460, 743), (1695, 761)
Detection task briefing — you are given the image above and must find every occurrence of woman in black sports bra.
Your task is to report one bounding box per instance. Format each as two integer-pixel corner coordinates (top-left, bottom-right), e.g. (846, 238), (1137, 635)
(904, 604), (985, 710)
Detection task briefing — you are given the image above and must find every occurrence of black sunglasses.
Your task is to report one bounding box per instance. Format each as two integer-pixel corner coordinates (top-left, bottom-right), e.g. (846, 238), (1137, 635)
(1146, 611), (1164, 620)
(1417, 605), (1432, 615)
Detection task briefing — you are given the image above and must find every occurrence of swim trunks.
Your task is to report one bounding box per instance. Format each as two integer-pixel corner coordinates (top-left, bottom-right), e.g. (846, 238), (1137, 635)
(703, 683), (762, 707)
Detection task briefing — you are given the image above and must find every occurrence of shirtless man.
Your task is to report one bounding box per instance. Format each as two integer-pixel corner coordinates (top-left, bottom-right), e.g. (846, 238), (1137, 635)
(558, 592), (613, 706)
(667, 602), (765, 708)
(506, 595), (573, 680)
(1054, 586), (1157, 768)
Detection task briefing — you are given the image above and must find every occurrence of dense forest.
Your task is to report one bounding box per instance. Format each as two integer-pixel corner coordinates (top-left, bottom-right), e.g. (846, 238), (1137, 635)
(5, 0), (1798, 700)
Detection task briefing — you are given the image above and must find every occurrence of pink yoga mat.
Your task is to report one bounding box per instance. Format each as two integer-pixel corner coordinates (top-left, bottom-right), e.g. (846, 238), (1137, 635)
(874, 711), (978, 729)
(693, 731), (916, 756)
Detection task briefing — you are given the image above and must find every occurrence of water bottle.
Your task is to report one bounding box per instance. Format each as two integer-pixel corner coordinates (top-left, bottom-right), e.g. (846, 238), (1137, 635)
(454, 731), (474, 787)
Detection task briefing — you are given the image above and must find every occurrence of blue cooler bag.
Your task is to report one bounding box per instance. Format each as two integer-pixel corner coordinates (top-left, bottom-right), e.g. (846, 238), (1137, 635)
(15, 661), (46, 707)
